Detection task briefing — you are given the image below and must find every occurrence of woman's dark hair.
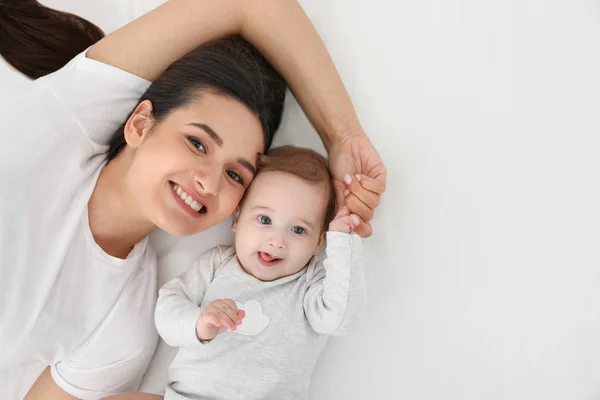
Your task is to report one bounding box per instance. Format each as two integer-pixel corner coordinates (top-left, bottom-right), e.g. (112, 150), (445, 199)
(0, 1), (287, 158)
(0, 0), (105, 79)
(107, 36), (287, 160)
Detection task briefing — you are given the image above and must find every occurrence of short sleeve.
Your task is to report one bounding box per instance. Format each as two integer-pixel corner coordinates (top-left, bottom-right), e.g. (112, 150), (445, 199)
(39, 48), (151, 150)
(50, 351), (152, 400)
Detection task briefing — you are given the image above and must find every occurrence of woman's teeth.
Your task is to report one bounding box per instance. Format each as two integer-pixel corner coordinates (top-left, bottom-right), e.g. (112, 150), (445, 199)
(172, 184), (204, 213)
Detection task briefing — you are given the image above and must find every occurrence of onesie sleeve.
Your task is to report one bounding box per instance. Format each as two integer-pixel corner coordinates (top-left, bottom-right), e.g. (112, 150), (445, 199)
(303, 232), (368, 336)
(155, 246), (223, 347)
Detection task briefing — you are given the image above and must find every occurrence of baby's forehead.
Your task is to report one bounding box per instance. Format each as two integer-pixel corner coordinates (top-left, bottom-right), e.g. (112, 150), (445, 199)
(249, 172), (327, 199)
(243, 172), (329, 218)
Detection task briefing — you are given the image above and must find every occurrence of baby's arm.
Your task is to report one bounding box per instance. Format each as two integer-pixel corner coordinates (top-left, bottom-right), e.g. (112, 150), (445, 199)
(155, 247), (222, 347)
(303, 209), (368, 336)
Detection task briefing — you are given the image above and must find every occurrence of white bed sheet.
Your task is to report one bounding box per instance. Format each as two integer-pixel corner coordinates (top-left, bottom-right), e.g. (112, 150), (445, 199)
(4, 0), (600, 399)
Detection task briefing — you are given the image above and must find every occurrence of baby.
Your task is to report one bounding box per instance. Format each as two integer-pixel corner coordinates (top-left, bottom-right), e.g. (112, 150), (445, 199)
(156, 145), (367, 400)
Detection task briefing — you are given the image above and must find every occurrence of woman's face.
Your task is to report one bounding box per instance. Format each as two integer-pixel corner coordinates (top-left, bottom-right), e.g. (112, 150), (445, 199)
(123, 92), (264, 236)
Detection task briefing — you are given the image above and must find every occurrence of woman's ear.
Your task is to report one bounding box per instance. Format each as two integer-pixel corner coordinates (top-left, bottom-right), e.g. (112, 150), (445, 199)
(231, 207), (242, 232)
(124, 100), (154, 148)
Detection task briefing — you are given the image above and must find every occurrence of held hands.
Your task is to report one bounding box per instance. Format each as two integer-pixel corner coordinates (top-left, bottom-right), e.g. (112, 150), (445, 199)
(196, 299), (245, 341)
(328, 133), (386, 238)
(329, 206), (361, 234)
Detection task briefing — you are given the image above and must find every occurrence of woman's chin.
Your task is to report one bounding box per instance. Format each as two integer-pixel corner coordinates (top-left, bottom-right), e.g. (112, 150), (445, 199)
(155, 215), (208, 237)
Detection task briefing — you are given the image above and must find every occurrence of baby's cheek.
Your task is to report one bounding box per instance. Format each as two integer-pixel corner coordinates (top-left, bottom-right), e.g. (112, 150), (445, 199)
(297, 248), (316, 267)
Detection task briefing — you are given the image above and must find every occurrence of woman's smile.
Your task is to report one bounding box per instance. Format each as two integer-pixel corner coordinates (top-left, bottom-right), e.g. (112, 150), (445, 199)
(170, 181), (207, 218)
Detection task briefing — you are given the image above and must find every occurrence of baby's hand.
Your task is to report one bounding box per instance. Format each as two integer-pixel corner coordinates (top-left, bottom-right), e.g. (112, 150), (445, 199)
(196, 299), (245, 341)
(328, 206), (361, 234)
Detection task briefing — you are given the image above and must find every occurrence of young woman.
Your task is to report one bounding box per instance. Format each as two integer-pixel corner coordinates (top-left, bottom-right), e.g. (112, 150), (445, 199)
(0, 0), (386, 398)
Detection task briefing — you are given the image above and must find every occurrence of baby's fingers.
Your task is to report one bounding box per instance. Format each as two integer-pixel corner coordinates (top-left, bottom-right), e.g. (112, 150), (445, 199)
(203, 311), (223, 328)
(329, 214), (361, 233)
(215, 309), (238, 331)
(334, 206), (350, 219)
(212, 301), (242, 329)
(215, 299), (243, 321)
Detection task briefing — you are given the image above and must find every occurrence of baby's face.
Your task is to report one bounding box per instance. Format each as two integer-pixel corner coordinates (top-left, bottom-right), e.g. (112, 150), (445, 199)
(233, 171), (328, 281)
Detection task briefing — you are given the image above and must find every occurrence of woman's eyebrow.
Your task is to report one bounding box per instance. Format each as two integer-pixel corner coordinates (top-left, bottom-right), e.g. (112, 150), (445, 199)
(238, 158), (256, 176)
(187, 122), (223, 146)
(187, 122), (256, 175)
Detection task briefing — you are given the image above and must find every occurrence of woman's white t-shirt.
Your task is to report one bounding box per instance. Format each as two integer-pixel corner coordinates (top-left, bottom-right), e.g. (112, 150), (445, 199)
(0, 51), (159, 398)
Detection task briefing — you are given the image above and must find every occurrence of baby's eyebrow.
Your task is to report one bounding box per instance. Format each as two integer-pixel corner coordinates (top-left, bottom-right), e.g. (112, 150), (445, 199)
(299, 219), (315, 229)
(251, 206), (273, 212)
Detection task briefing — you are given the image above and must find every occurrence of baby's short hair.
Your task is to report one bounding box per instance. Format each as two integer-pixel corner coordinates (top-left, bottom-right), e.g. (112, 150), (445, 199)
(256, 145), (336, 231)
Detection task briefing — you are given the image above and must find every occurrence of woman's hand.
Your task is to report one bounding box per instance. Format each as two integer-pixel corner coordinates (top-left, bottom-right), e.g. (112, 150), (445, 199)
(328, 132), (386, 238)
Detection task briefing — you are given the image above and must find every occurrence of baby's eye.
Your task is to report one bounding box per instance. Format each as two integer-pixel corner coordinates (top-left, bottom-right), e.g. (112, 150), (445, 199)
(292, 226), (306, 235)
(258, 215), (271, 225)
(187, 136), (206, 153)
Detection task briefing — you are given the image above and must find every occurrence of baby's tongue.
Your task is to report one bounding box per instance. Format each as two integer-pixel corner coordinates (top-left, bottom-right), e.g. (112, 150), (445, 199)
(261, 252), (276, 261)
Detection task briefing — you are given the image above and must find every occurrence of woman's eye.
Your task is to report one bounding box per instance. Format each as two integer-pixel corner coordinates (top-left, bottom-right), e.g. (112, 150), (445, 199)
(187, 137), (206, 153)
(258, 215), (271, 225)
(227, 170), (244, 185)
(292, 226), (306, 235)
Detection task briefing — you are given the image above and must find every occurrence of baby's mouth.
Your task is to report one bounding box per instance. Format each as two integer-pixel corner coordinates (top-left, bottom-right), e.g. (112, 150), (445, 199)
(257, 252), (282, 267)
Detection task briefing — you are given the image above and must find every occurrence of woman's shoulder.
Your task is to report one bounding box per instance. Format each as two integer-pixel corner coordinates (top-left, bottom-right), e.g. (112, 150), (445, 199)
(0, 49), (151, 166)
(37, 49), (151, 148)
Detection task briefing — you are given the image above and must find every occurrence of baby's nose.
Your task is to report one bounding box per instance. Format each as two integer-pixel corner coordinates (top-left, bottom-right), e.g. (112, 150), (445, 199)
(268, 235), (285, 249)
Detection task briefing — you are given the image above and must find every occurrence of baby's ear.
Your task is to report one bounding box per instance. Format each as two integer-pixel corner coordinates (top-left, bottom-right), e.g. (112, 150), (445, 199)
(314, 231), (326, 255)
(231, 207), (242, 232)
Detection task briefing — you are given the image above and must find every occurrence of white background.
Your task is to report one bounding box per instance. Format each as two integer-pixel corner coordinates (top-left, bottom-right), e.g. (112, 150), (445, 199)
(2, 0), (600, 399)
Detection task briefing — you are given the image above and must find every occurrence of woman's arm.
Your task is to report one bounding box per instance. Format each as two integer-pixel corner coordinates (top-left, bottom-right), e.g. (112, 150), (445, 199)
(89, 0), (386, 236)
(87, 0), (356, 150)
(24, 367), (78, 400)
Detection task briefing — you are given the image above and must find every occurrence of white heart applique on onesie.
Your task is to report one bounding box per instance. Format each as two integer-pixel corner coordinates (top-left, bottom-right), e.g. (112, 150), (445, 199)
(233, 300), (270, 336)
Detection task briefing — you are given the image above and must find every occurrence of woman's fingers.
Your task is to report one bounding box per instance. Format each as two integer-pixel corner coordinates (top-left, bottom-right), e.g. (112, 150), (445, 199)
(344, 174), (381, 211)
(355, 173), (386, 194)
(345, 193), (374, 223)
(352, 216), (373, 238)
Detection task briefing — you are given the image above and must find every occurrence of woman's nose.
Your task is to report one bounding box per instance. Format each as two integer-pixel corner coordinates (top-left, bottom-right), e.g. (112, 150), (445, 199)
(195, 169), (221, 196)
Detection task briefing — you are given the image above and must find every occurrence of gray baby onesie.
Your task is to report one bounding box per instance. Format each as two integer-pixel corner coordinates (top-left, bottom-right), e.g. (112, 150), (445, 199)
(155, 231), (367, 400)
